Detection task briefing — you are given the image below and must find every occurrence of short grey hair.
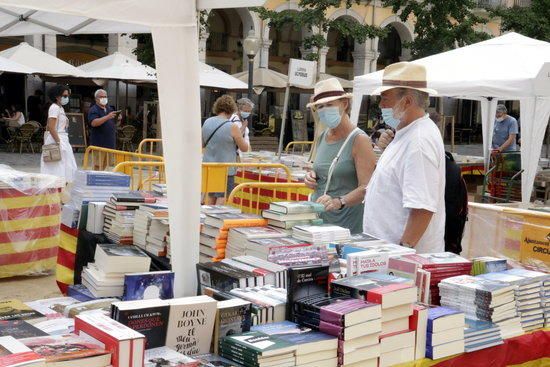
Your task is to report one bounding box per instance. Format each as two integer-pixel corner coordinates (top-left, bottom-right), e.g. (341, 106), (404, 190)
(94, 89), (107, 99)
(396, 88), (429, 110)
(236, 97), (255, 109)
(496, 104), (507, 113)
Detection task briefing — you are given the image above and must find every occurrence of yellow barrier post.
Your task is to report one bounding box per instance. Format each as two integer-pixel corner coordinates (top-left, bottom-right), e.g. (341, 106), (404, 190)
(83, 146), (164, 171)
(284, 141), (314, 154)
(112, 161), (166, 191)
(137, 138), (163, 156)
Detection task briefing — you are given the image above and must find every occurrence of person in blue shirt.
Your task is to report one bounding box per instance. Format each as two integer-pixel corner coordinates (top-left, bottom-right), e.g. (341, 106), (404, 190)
(88, 89), (119, 149)
(492, 104), (519, 153)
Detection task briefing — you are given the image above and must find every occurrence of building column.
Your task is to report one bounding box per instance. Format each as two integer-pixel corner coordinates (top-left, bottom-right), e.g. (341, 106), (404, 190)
(399, 48), (412, 62)
(300, 46), (329, 74)
(108, 34), (139, 112)
(352, 49), (379, 76)
(199, 32), (209, 62)
(259, 39), (271, 69)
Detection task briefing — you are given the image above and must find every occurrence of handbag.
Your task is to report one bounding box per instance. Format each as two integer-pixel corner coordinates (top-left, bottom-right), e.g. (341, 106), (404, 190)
(42, 106), (62, 162)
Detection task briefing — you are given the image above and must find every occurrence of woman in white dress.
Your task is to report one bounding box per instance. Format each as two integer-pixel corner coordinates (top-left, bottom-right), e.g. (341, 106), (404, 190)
(40, 85), (77, 183)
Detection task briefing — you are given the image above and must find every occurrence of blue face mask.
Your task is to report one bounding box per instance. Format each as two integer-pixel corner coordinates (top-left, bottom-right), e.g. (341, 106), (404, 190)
(318, 106), (342, 129)
(241, 111), (251, 119)
(381, 108), (400, 129)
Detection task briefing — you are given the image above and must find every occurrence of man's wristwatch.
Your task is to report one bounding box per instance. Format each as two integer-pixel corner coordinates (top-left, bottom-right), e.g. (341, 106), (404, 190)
(399, 241), (414, 248)
(338, 196), (346, 210)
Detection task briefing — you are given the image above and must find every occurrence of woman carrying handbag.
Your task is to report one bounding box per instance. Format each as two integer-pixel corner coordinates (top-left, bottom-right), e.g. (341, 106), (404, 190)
(40, 85), (77, 184)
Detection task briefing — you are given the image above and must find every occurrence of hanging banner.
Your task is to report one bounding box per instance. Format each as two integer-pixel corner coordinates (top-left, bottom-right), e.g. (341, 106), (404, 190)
(288, 58), (316, 88)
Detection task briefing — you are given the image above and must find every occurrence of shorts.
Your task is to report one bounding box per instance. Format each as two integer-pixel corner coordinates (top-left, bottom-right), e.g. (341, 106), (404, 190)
(209, 175), (235, 198)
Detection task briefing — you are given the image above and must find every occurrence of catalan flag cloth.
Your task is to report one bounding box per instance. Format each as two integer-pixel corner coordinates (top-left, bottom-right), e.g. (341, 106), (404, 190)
(0, 167), (64, 279)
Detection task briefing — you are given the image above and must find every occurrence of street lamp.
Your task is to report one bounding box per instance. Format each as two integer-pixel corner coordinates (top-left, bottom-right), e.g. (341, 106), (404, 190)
(243, 29), (260, 100)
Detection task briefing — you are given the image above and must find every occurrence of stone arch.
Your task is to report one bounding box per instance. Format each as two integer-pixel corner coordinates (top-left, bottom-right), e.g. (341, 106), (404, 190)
(375, 15), (415, 67)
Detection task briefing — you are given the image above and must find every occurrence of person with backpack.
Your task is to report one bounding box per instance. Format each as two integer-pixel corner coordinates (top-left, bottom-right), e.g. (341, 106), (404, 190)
(202, 95), (249, 205)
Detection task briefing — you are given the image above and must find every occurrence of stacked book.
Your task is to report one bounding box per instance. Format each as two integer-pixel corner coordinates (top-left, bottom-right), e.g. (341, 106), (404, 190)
(146, 217), (170, 256)
(61, 203), (80, 228)
(81, 244), (151, 298)
(390, 252), (472, 304)
(294, 296), (382, 367)
(292, 224), (351, 246)
(252, 321), (338, 367)
(425, 307), (465, 360)
(262, 201), (324, 229)
(219, 331), (296, 367)
(471, 257), (508, 275)
(438, 275), (523, 339)
(480, 269), (549, 331)
(145, 347), (200, 367)
(225, 226), (287, 258)
(104, 192), (157, 245)
(463, 318), (503, 352)
(133, 204), (169, 255)
(70, 170), (131, 208)
(232, 236), (314, 265)
(152, 183), (167, 196)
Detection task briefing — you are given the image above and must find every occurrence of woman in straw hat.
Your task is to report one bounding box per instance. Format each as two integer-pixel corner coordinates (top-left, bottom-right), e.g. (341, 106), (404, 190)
(304, 78), (376, 234)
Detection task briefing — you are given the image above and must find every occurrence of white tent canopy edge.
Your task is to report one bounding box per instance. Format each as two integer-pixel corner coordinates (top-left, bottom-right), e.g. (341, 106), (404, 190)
(351, 33), (550, 203)
(0, 0), (266, 297)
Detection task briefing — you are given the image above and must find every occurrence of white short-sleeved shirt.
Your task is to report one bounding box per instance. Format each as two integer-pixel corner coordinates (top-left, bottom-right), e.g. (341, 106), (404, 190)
(230, 113), (250, 153)
(363, 114), (446, 254)
(48, 103), (69, 133)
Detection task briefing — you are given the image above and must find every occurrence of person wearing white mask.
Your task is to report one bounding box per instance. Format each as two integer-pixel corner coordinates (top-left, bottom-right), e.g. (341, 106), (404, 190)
(363, 62), (445, 253)
(304, 78), (376, 234)
(88, 89), (119, 149)
(41, 85), (77, 183)
(230, 97), (253, 154)
(491, 104), (518, 153)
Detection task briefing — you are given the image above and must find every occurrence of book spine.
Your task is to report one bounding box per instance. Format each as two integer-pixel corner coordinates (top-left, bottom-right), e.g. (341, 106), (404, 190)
(331, 283), (364, 300)
(74, 317), (123, 367)
(319, 320), (343, 338)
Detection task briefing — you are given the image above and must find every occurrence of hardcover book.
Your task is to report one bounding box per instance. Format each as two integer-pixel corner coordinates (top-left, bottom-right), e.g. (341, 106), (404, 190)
(0, 336), (44, 367)
(0, 320), (48, 339)
(144, 347), (199, 367)
(122, 271), (175, 301)
(287, 265), (329, 320)
(213, 299), (252, 354)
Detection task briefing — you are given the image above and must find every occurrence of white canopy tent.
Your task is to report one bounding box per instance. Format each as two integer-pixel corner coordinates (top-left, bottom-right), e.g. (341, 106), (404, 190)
(0, 0), (266, 297)
(0, 54), (35, 74)
(351, 33), (550, 203)
(199, 62), (248, 90)
(0, 42), (86, 77)
(79, 52), (156, 82)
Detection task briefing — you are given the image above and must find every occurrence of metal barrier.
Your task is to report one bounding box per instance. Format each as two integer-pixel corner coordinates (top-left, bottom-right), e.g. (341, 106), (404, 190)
(284, 141), (314, 154)
(112, 161), (166, 191)
(227, 182), (309, 214)
(82, 146), (164, 171)
(137, 138), (163, 156)
(202, 163), (294, 204)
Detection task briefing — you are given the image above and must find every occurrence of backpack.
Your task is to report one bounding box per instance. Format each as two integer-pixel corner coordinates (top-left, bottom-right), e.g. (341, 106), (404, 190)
(444, 152), (468, 254)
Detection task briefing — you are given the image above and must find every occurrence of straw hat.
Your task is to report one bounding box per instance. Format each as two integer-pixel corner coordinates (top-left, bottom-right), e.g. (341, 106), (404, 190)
(372, 62), (437, 95)
(307, 78), (352, 108)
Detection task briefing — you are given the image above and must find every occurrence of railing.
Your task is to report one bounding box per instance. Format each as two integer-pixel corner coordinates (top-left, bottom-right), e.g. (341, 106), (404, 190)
(82, 146), (164, 171)
(112, 161), (166, 191)
(227, 182), (309, 215)
(284, 141), (314, 154)
(137, 138), (163, 156)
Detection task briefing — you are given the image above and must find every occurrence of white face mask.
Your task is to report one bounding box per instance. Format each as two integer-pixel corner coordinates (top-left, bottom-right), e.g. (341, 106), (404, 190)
(99, 97), (108, 106)
(496, 117), (505, 122)
(60, 96), (69, 106)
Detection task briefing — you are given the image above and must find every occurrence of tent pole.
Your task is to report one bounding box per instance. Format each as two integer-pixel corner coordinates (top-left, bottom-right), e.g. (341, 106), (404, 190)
(277, 83), (290, 157)
(116, 80), (119, 109)
(125, 82), (129, 113)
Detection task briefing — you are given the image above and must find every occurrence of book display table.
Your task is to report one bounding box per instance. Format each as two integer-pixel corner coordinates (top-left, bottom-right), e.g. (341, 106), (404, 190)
(396, 329), (549, 367)
(0, 168), (63, 279)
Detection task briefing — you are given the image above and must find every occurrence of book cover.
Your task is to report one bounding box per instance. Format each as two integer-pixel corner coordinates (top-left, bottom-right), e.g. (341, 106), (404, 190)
(402, 253), (471, 268)
(20, 334), (109, 363)
(194, 353), (244, 366)
(251, 320), (337, 348)
(122, 271), (175, 301)
(214, 300), (252, 354)
(25, 297), (80, 319)
(112, 191), (156, 203)
(220, 331), (295, 356)
(144, 347), (199, 367)
(0, 300), (44, 321)
(319, 299), (381, 326)
(114, 302), (170, 349)
(0, 320), (48, 339)
(205, 213), (267, 229)
(165, 296), (218, 355)
(347, 251), (389, 276)
(287, 265), (329, 320)
(427, 307), (464, 333)
(269, 201), (325, 214)
(0, 336), (44, 367)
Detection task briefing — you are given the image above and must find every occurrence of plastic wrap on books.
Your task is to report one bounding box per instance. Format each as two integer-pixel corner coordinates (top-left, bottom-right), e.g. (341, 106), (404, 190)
(462, 203), (549, 273)
(0, 164), (64, 278)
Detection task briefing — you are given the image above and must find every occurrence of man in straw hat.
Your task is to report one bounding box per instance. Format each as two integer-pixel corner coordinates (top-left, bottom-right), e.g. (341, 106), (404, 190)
(363, 62), (445, 254)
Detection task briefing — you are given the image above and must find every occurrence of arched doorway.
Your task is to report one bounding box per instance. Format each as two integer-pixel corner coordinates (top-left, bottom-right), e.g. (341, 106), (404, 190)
(326, 16), (360, 80)
(206, 9), (244, 74)
(268, 11), (302, 75)
(377, 17), (414, 70)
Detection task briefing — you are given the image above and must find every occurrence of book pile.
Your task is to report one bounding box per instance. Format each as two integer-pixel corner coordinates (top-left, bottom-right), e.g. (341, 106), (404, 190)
(219, 330), (296, 367)
(463, 318), (503, 352)
(438, 275), (523, 339)
(471, 257), (508, 275)
(425, 307), (465, 360)
(292, 224), (351, 245)
(480, 269), (549, 331)
(253, 321), (339, 367)
(295, 296), (382, 367)
(391, 252), (472, 304)
(225, 226), (287, 258)
(409, 305), (428, 360)
(81, 244), (152, 298)
(262, 201), (324, 229)
(133, 204), (169, 256)
(112, 295), (217, 353)
(200, 213), (268, 262)
(104, 192), (157, 245)
(0, 336), (45, 367)
(70, 170), (131, 208)
(152, 183), (167, 196)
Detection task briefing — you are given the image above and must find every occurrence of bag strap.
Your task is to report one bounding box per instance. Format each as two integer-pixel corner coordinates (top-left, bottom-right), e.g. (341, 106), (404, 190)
(323, 127), (361, 196)
(203, 120), (230, 149)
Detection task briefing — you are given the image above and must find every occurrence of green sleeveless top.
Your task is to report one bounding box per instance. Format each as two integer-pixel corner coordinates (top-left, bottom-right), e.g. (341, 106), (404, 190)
(311, 128), (364, 234)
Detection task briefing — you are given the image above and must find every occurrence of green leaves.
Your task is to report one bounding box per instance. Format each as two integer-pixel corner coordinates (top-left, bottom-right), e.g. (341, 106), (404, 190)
(383, 0), (490, 59)
(491, 0), (550, 41)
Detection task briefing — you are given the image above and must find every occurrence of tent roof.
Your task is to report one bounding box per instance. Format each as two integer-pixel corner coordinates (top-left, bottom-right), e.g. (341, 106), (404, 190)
(200, 62), (248, 90)
(319, 73), (353, 89)
(0, 42), (86, 77)
(0, 53), (35, 74)
(79, 52), (156, 82)
(354, 32), (550, 99)
(232, 67), (288, 89)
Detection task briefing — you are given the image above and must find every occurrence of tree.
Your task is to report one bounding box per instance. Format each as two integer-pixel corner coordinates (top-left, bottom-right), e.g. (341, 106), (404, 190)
(383, 0), (491, 59)
(252, 0), (386, 78)
(491, 0), (550, 42)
